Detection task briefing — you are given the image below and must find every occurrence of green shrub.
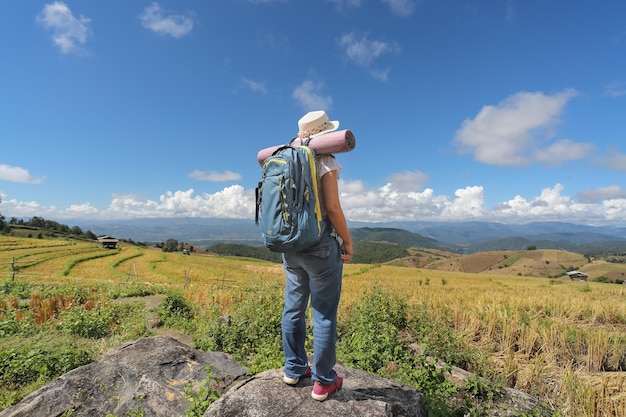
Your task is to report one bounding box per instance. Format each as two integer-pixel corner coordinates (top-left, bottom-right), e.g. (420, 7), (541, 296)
(408, 304), (481, 372)
(58, 306), (114, 339)
(199, 283), (284, 374)
(0, 341), (92, 402)
(184, 366), (221, 417)
(160, 292), (194, 321)
(337, 286), (408, 373)
(0, 311), (38, 338)
(337, 286), (469, 416)
(0, 279), (32, 299)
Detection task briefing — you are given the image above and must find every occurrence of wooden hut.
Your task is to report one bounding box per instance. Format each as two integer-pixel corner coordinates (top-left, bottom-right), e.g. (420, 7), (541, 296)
(567, 271), (588, 281)
(97, 236), (119, 249)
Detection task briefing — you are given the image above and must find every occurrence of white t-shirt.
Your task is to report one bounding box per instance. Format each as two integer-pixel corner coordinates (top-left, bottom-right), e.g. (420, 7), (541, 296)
(316, 155), (341, 217)
(316, 154), (342, 178)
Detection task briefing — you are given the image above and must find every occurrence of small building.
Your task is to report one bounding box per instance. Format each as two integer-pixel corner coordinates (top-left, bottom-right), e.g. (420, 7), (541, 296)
(567, 271), (588, 281)
(98, 236), (119, 249)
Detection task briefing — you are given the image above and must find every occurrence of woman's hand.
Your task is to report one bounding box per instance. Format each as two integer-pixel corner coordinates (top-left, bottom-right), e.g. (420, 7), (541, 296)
(340, 243), (353, 263)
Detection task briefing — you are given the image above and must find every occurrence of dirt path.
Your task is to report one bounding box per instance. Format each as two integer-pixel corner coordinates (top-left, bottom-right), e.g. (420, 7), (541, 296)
(115, 294), (194, 347)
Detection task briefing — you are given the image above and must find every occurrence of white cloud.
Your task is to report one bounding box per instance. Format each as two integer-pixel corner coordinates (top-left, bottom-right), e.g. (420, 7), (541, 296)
(292, 80), (333, 111)
(381, 0), (416, 17)
(369, 67), (392, 82)
(338, 32), (401, 68)
(3, 181), (626, 225)
(604, 81), (626, 97)
(532, 139), (593, 166)
(241, 77), (268, 94)
(188, 170), (242, 182)
(576, 185), (626, 203)
(0, 197), (58, 218)
(0, 164), (45, 184)
(36, 2), (91, 54)
(104, 187), (255, 218)
(490, 184), (609, 223)
(600, 150), (626, 172)
(337, 32), (400, 80)
(453, 90), (588, 166)
(386, 170), (429, 192)
(140, 3), (194, 38)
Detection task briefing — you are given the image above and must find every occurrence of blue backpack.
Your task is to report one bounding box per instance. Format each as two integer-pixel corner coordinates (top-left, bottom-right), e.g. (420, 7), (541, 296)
(255, 144), (325, 252)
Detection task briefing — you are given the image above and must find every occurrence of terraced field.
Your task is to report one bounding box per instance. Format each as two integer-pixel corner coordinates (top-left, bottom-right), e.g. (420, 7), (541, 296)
(2, 236), (626, 415)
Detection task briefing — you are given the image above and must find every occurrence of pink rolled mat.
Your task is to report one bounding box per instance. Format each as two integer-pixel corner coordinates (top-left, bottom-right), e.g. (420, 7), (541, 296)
(257, 129), (356, 165)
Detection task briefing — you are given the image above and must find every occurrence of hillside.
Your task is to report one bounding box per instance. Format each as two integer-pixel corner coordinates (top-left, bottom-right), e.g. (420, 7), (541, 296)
(63, 217), (626, 254)
(383, 247), (626, 282)
(350, 227), (442, 250)
(4, 218), (626, 281)
(420, 249), (588, 278)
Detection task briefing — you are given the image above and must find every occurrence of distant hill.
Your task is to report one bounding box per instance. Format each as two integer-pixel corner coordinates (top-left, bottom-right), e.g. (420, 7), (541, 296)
(67, 218), (626, 256)
(389, 248), (626, 282)
(350, 227), (443, 250)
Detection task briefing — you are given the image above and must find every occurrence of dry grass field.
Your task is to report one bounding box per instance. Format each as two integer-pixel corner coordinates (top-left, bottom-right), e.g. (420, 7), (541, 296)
(2, 236), (626, 416)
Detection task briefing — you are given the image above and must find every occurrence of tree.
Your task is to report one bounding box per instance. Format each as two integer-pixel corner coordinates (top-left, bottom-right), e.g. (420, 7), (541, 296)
(29, 216), (45, 228)
(0, 197), (10, 234)
(162, 239), (179, 252)
(69, 226), (84, 236)
(84, 230), (97, 240)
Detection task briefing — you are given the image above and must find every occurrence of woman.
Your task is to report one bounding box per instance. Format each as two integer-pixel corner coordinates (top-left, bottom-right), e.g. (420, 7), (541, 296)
(281, 110), (353, 401)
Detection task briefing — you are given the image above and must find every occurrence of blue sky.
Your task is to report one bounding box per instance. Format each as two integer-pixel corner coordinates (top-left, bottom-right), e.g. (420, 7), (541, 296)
(1, 0), (626, 226)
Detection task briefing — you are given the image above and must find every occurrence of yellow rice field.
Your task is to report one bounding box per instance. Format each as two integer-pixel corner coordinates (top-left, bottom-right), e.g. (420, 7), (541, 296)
(1, 236), (625, 416)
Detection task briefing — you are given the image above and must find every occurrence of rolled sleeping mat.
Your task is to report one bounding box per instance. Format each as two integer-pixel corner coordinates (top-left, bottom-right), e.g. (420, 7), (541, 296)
(257, 129), (356, 166)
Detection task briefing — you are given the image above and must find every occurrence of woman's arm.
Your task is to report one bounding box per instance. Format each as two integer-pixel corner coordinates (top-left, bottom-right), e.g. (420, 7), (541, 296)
(320, 169), (353, 263)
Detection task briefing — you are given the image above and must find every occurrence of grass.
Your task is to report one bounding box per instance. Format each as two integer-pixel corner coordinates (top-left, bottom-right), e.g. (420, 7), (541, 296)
(1, 236), (626, 416)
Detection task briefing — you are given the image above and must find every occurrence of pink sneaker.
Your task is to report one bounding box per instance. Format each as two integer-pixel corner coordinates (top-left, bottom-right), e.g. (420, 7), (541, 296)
(283, 366), (312, 385)
(311, 374), (343, 401)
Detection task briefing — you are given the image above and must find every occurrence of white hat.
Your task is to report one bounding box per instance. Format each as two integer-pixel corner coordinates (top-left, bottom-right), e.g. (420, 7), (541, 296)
(297, 110), (340, 139)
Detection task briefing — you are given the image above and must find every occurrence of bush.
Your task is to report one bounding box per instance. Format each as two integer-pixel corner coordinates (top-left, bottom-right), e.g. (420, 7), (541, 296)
(160, 292), (194, 321)
(337, 286), (408, 373)
(58, 306), (114, 339)
(337, 286), (460, 416)
(199, 283), (284, 374)
(0, 341), (92, 395)
(408, 303), (481, 372)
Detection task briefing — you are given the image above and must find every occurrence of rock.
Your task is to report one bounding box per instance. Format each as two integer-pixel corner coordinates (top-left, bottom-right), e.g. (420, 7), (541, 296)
(204, 362), (427, 417)
(3, 334), (543, 417)
(0, 336), (248, 417)
(442, 361), (551, 416)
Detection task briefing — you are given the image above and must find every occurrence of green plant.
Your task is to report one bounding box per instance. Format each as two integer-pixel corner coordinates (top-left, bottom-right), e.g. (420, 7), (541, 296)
(398, 355), (458, 416)
(0, 341), (92, 399)
(58, 306), (113, 339)
(464, 373), (504, 403)
(200, 283), (284, 374)
(184, 366), (221, 417)
(160, 291), (194, 321)
(337, 286), (408, 373)
(408, 304), (482, 372)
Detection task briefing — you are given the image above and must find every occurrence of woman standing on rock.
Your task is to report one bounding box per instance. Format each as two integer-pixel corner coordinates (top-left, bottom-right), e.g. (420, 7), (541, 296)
(280, 110), (353, 401)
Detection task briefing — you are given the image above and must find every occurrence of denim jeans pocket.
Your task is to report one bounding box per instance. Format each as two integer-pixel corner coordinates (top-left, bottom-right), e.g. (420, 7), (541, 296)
(302, 246), (331, 259)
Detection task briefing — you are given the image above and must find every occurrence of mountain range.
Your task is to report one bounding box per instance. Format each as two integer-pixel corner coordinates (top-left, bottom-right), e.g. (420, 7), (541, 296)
(73, 218), (626, 255)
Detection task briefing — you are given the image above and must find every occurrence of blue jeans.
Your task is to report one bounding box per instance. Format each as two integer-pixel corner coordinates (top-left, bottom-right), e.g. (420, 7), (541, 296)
(281, 235), (343, 385)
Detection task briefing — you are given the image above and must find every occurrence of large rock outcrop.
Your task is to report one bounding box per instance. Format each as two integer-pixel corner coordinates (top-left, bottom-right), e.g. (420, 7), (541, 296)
(0, 336), (248, 417)
(205, 364), (426, 417)
(0, 336), (427, 417)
